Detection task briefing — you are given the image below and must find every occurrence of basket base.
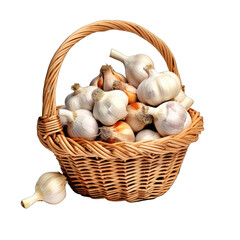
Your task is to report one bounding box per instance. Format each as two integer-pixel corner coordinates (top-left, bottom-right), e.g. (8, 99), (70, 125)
(58, 151), (187, 202)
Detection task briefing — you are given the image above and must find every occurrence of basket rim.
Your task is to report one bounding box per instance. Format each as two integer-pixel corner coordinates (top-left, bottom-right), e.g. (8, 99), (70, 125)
(62, 107), (203, 149)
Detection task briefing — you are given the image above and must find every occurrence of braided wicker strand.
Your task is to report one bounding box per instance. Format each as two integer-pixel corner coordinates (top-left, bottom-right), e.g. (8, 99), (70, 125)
(37, 20), (204, 202)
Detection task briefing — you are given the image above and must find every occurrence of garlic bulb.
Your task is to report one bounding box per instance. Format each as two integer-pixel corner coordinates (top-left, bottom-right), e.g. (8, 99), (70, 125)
(136, 129), (161, 142)
(137, 65), (193, 109)
(144, 101), (192, 136)
(92, 88), (128, 125)
(58, 108), (99, 140)
(21, 172), (67, 208)
(90, 64), (126, 91)
(58, 106), (68, 127)
(110, 49), (154, 88)
(100, 121), (135, 143)
(65, 83), (97, 111)
(125, 102), (152, 132)
(113, 80), (137, 104)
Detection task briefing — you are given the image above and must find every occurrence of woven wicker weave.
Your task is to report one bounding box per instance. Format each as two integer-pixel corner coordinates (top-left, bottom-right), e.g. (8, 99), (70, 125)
(37, 20), (204, 202)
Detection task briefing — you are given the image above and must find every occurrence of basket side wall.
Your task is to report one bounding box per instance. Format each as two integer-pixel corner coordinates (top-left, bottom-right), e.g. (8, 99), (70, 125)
(56, 147), (188, 202)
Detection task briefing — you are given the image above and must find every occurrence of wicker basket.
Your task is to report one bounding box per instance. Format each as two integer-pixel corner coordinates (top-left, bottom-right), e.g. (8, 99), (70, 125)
(37, 20), (204, 202)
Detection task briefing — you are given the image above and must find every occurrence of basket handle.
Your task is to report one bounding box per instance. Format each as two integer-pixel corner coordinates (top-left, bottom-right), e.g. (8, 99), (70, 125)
(42, 20), (180, 117)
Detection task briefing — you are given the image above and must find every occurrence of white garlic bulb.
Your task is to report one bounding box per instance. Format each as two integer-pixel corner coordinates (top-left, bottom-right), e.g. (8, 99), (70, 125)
(58, 106), (68, 127)
(112, 80), (137, 104)
(58, 108), (99, 140)
(125, 102), (152, 132)
(110, 49), (154, 88)
(92, 88), (128, 126)
(100, 121), (135, 143)
(144, 101), (192, 136)
(90, 64), (126, 91)
(65, 83), (97, 111)
(135, 129), (161, 142)
(137, 65), (194, 109)
(21, 172), (67, 208)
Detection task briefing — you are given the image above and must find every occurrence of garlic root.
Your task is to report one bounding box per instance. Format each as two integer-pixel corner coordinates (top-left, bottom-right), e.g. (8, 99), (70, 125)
(125, 103), (152, 132)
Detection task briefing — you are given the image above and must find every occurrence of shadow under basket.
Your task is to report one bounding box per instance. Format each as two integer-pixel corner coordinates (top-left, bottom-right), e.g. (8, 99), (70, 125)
(37, 20), (204, 202)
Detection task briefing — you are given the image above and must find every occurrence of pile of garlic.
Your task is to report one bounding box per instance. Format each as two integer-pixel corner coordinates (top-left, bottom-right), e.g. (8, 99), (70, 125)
(58, 49), (194, 143)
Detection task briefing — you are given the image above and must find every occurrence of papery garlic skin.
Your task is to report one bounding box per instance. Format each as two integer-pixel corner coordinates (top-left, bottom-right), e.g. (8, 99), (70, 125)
(110, 49), (154, 88)
(145, 101), (192, 136)
(90, 65), (126, 91)
(113, 80), (137, 104)
(137, 66), (182, 106)
(58, 109), (99, 140)
(135, 129), (161, 142)
(65, 83), (97, 111)
(21, 172), (67, 208)
(125, 102), (152, 132)
(100, 121), (135, 143)
(92, 88), (128, 126)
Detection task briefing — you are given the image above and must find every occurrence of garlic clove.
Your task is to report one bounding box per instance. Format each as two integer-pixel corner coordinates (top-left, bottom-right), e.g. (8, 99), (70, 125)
(92, 88), (128, 126)
(21, 172), (67, 208)
(110, 49), (154, 88)
(135, 129), (161, 142)
(125, 102), (153, 132)
(100, 121), (135, 143)
(58, 108), (99, 140)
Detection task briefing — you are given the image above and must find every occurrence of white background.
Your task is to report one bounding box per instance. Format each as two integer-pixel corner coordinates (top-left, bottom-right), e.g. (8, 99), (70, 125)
(1, 0), (239, 239)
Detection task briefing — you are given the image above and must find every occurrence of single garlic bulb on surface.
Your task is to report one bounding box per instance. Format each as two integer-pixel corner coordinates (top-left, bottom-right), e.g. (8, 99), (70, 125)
(100, 121), (135, 143)
(136, 129), (161, 142)
(92, 88), (128, 125)
(65, 83), (97, 111)
(21, 172), (67, 208)
(110, 49), (154, 88)
(113, 80), (137, 104)
(125, 102), (152, 132)
(58, 108), (99, 140)
(90, 64), (126, 91)
(144, 101), (191, 136)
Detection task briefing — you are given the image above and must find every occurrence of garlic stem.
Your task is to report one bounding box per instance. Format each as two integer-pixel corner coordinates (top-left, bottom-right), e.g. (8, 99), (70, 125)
(110, 49), (127, 63)
(58, 109), (74, 123)
(143, 64), (154, 74)
(180, 97), (194, 110)
(145, 106), (162, 118)
(21, 192), (41, 209)
(92, 88), (104, 102)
